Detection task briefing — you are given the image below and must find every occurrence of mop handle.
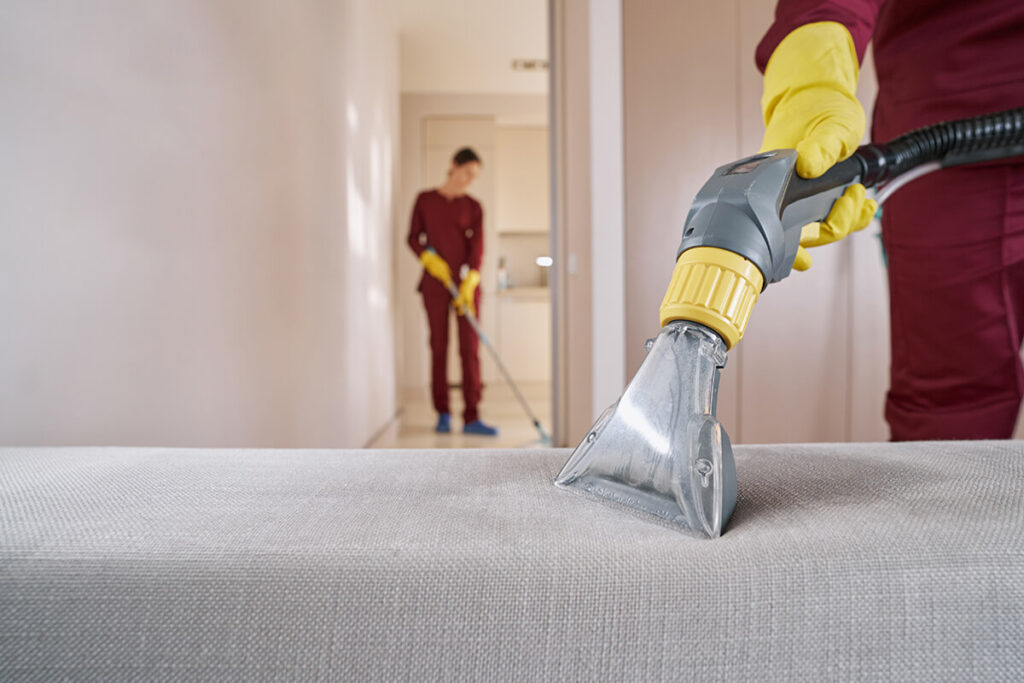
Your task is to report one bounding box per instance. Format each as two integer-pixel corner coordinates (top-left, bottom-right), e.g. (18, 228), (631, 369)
(445, 281), (545, 430)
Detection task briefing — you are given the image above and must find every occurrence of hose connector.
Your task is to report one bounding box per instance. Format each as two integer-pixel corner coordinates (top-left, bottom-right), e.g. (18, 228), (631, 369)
(659, 247), (764, 349)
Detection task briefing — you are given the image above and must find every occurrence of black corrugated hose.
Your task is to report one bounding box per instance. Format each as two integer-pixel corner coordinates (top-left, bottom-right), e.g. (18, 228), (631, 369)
(858, 107), (1024, 188)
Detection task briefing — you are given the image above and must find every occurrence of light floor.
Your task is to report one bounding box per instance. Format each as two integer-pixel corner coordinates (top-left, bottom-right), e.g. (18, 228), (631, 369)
(367, 381), (554, 449)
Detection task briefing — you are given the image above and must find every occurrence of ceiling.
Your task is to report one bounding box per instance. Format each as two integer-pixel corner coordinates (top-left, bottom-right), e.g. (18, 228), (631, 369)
(388, 0), (548, 94)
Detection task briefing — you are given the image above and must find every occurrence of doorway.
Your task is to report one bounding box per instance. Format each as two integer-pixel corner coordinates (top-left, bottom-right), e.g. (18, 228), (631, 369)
(369, 1), (553, 447)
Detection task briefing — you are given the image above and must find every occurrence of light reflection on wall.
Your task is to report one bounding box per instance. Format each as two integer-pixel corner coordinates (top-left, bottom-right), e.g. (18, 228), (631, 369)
(340, 0), (399, 447)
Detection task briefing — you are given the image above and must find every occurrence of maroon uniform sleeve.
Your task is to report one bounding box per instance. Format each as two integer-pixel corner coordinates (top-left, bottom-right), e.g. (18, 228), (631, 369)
(468, 201), (483, 271)
(755, 0), (887, 72)
(407, 193), (426, 257)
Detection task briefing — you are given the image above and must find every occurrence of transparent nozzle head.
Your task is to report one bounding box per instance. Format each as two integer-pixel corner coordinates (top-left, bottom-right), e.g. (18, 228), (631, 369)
(555, 321), (737, 538)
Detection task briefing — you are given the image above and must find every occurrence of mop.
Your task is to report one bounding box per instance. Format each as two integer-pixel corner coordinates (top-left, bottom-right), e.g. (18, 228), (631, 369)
(444, 280), (553, 446)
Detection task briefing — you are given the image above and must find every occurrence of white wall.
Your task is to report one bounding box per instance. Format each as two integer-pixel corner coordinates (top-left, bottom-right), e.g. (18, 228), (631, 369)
(0, 0), (399, 447)
(391, 0), (548, 95)
(587, 0), (626, 418)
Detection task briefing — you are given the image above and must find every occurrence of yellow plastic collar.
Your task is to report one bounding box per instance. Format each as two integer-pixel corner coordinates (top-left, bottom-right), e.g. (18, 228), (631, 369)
(658, 247), (764, 349)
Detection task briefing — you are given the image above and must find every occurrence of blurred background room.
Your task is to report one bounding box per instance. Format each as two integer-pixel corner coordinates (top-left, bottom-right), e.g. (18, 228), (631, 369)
(2, 0), (1021, 450)
(372, 0), (553, 448)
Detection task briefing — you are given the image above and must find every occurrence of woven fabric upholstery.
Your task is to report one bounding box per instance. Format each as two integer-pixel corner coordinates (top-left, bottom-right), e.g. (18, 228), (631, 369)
(2, 443), (1023, 681)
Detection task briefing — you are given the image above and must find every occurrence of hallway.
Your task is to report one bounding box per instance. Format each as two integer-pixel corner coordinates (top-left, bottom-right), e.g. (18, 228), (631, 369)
(367, 381), (553, 449)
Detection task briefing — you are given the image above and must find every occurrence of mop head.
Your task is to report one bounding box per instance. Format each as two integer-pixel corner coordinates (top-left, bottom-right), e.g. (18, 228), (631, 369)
(555, 321), (737, 538)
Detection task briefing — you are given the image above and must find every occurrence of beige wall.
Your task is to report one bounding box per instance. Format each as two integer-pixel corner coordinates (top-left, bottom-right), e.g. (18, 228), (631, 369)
(0, 0), (399, 447)
(622, 0), (890, 443)
(623, 0), (743, 434)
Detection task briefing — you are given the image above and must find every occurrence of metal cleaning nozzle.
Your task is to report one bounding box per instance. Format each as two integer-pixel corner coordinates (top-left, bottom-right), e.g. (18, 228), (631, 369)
(555, 149), (839, 537)
(555, 321), (737, 537)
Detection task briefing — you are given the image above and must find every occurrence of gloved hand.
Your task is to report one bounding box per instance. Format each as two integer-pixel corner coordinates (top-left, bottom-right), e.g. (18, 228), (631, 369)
(455, 269), (480, 316)
(760, 21), (876, 270)
(420, 248), (452, 288)
(792, 184), (878, 271)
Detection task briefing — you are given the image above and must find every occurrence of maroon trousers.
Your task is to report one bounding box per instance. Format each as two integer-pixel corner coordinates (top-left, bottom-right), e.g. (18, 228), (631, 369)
(882, 163), (1024, 440)
(422, 286), (483, 423)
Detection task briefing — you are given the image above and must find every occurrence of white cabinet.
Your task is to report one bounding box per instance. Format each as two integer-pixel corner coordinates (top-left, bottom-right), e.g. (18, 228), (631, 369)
(494, 288), (552, 382)
(495, 126), (550, 233)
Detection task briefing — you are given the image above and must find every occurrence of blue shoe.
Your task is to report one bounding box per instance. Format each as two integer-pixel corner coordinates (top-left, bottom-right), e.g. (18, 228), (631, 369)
(435, 413), (451, 433)
(463, 419), (498, 436)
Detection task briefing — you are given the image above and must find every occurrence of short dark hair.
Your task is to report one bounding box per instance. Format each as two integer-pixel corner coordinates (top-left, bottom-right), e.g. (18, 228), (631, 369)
(453, 147), (482, 167)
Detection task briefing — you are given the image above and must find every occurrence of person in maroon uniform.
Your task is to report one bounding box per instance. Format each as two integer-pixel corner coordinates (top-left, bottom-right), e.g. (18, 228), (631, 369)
(407, 147), (498, 436)
(757, 1), (1024, 440)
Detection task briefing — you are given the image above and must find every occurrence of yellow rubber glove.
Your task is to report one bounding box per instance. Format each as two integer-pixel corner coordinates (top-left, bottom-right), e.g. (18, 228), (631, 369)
(455, 269), (480, 317)
(760, 21), (876, 271)
(420, 249), (452, 288)
(792, 184), (878, 270)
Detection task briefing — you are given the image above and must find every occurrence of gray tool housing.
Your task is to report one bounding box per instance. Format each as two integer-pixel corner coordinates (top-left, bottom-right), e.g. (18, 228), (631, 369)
(676, 149), (856, 286)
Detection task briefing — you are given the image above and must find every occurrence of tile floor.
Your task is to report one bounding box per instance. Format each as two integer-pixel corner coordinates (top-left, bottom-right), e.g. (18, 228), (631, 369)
(367, 381), (555, 449)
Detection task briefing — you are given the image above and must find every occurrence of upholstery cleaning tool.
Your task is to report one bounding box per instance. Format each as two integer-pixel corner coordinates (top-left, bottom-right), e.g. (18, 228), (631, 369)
(444, 280), (552, 445)
(556, 108), (1024, 537)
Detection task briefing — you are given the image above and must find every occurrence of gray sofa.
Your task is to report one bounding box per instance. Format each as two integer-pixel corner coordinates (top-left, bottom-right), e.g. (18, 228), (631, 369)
(2, 443), (1022, 680)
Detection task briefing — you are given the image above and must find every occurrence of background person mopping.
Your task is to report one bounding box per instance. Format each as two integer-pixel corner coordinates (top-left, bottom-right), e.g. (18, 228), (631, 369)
(407, 147), (498, 436)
